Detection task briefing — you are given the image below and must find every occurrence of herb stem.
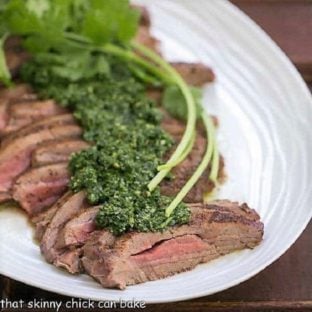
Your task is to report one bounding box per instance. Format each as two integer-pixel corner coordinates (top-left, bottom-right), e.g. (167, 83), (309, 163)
(131, 42), (197, 191)
(157, 130), (195, 171)
(64, 32), (92, 44)
(102, 43), (174, 85)
(64, 32), (173, 85)
(165, 112), (215, 217)
(209, 137), (220, 184)
(0, 33), (12, 86)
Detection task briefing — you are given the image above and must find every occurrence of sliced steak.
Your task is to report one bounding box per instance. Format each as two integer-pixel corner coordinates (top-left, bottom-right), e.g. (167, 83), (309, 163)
(40, 191), (88, 263)
(1, 99), (67, 136)
(82, 230), (116, 266)
(50, 206), (100, 274)
(0, 121), (82, 193)
(0, 84), (33, 131)
(31, 204), (60, 241)
(54, 249), (82, 274)
(0, 84), (32, 101)
(82, 201), (263, 289)
(12, 163), (70, 215)
(171, 62), (215, 86)
(32, 139), (90, 167)
(2, 113), (76, 147)
(55, 206), (100, 249)
(135, 25), (159, 53)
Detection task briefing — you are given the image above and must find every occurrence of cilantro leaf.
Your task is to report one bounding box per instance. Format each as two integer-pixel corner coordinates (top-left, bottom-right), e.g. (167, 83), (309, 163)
(0, 0), (141, 84)
(162, 85), (203, 121)
(25, 50), (110, 82)
(25, 0), (50, 18)
(82, 0), (140, 45)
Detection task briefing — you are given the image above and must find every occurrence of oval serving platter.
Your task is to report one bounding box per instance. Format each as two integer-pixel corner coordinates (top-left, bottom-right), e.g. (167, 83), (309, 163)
(0, 0), (312, 303)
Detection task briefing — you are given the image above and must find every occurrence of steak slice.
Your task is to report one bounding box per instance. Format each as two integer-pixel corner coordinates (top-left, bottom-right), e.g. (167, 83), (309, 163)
(12, 163), (70, 215)
(1, 99), (67, 136)
(82, 200), (263, 289)
(31, 204), (60, 241)
(171, 62), (215, 86)
(32, 139), (90, 167)
(82, 230), (116, 268)
(0, 121), (82, 193)
(0, 84), (32, 101)
(40, 191), (88, 263)
(54, 249), (82, 274)
(135, 25), (160, 53)
(55, 206), (100, 250)
(52, 207), (101, 274)
(2, 113), (76, 147)
(0, 84), (34, 132)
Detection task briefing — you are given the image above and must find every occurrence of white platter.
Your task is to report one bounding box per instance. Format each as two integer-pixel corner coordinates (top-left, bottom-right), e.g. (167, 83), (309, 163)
(1, 0), (312, 303)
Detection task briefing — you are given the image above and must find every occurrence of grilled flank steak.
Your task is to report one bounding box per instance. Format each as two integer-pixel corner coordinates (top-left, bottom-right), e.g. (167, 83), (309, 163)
(0, 4), (263, 289)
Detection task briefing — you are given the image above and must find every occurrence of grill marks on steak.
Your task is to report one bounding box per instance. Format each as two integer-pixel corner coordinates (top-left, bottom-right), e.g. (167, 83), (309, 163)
(32, 139), (90, 167)
(82, 201), (263, 289)
(12, 163), (70, 215)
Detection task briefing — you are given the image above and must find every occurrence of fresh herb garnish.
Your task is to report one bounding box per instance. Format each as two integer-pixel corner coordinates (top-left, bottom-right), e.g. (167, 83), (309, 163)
(0, 0), (220, 233)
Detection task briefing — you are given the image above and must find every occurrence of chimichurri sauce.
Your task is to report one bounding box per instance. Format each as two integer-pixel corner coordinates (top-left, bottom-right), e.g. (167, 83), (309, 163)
(21, 55), (190, 235)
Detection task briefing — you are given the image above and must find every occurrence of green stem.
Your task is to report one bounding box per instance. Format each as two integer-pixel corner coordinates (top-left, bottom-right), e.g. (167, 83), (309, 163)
(64, 33), (173, 85)
(64, 32), (92, 44)
(157, 130), (195, 171)
(165, 112), (215, 217)
(209, 137), (220, 184)
(131, 42), (197, 192)
(102, 43), (174, 85)
(0, 33), (12, 86)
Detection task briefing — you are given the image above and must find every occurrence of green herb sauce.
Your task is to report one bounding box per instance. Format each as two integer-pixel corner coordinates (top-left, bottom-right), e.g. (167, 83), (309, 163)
(21, 55), (190, 235)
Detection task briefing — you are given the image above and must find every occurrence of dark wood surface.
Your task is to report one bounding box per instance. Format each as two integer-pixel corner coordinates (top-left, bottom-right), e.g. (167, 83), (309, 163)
(231, 0), (312, 81)
(1, 1), (312, 311)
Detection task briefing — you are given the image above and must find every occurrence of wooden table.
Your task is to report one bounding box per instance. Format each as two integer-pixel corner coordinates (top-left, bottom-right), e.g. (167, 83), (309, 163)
(1, 1), (312, 311)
